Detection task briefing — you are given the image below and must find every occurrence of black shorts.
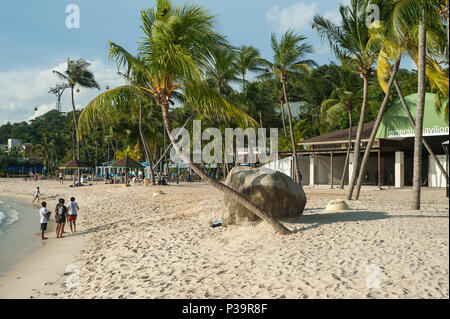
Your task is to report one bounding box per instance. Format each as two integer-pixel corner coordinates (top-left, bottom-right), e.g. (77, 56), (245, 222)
(40, 223), (47, 231)
(56, 217), (66, 224)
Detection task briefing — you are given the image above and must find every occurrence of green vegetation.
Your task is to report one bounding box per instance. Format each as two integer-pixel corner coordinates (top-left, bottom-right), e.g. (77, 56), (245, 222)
(1, 0), (448, 214)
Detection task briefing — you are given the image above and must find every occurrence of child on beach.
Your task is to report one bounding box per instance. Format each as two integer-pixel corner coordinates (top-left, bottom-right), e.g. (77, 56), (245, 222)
(32, 187), (40, 203)
(39, 202), (50, 240)
(55, 198), (68, 238)
(67, 197), (79, 233)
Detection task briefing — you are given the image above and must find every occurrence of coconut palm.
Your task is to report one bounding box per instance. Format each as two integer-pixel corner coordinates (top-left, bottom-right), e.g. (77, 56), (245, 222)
(313, 0), (379, 200)
(386, 0), (444, 209)
(81, 0), (291, 234)
(259, 30), (316, 183)
(321, 59), (362, 189)
(235, 45), (265, 92)
(205, 46), (241, 96)
(353, 0), (448, 201)
(53, 58), (100, 182)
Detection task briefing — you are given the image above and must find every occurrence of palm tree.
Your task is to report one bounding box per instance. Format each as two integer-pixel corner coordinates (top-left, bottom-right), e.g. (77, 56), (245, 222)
(205, 46), (241, 96)
(313, 0), (379, 200)
(353, 0), (448, 200)
(81, 0), (291, 234)
(235, 45), (265, 92)
(53, 58), (99, 182)
(387, 0), (443, 209)
(260, 30), (316, 183)
(321, 59), (362, 189)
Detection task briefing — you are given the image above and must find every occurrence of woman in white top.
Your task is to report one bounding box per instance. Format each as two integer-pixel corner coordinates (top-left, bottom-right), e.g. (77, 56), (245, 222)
(68, 197), (79, 233)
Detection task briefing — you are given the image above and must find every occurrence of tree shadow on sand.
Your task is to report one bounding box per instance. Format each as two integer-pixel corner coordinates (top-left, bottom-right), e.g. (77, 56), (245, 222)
(290, 210), (448, 233)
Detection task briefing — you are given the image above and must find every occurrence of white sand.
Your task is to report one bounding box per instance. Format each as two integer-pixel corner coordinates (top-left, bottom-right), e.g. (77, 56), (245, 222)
(0, 178), (448, 299)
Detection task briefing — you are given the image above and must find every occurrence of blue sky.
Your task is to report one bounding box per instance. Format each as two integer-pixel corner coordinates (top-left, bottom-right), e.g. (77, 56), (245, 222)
(0, 0), (413, 124)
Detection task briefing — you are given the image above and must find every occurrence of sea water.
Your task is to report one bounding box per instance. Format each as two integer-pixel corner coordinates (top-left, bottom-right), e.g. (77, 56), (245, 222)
(0, 197), (43, 276)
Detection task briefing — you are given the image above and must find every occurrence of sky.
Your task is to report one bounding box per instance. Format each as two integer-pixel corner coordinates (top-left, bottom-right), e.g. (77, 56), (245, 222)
(0, 0), (415, 124)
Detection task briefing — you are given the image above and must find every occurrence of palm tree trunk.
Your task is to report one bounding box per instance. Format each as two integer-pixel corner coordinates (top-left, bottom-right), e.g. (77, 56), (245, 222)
(70, 86), (81, 183)
(340, 110), (353, 189)
(354, 59), (401, 200)
(347, 75), (369, 200)
(280, 100), (288, 136)
(394, 79), (448, 181)
(282, 80), (301, 184)
(152, 116), (192, 171)
(412, 15), (427, 210)
(259, 111), (263, 128)
(138, 95), (154, 184)
(159, 102), (291, 235)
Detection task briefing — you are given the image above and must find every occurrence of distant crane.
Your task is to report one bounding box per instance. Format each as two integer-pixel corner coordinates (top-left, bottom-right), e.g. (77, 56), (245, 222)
(48, 83), (69, 112)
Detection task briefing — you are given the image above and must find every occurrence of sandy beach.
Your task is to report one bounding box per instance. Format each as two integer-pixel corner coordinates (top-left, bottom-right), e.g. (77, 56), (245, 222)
(0, 178), (448, 299)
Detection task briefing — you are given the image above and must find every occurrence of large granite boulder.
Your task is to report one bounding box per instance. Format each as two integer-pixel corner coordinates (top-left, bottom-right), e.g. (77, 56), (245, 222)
(223, 166), (307, 225)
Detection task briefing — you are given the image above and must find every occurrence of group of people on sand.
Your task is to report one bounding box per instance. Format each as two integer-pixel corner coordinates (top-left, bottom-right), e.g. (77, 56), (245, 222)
(33, 187), (79, 240)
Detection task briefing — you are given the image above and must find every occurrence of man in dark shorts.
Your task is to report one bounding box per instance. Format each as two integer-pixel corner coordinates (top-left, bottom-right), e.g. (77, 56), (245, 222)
(55, 198), (68, 238)
(39, 201), (50, 240)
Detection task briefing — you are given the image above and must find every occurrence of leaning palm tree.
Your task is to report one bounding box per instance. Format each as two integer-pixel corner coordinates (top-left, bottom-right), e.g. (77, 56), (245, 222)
(53, 58), (100, 182)
(388, 0), (443, 209)
(259, 30), (316, 183)
(313, 0), (379, 200)
(81, 0), (291, 234)
(353, 0), (448, 201)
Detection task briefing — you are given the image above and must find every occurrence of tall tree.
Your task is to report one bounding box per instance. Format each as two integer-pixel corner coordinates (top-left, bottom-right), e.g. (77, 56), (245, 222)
(53, 58), (100, 182)
(235, 45), (265, 92)
(260, 30), (316, 183)
(82, 0), (291, 234)
(321, 59), (362, 189)
(313, 0), (379, 200)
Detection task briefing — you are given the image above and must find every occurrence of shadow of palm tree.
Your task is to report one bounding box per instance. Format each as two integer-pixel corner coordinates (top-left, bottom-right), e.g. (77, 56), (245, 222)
(290, 211), (389, 233)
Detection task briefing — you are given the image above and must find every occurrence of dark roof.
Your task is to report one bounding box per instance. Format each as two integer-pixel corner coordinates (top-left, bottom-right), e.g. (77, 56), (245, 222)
(59, 159), (91, 169)
(299, 121), (376, 145)
(110, 156), (143, 168)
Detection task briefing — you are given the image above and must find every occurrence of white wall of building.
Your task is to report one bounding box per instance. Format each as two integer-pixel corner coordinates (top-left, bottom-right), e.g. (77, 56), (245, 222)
(428, 155), (448, 188)
(8, 139), (21, 150)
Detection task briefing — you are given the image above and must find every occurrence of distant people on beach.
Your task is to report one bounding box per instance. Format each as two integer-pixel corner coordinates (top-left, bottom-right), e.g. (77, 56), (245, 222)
(39, 202), (50, 240)
(68, 197), (79, 233)
(58, 172), (63, 184)
(32, 187), (41, 203)
(55, 198), (68, 238)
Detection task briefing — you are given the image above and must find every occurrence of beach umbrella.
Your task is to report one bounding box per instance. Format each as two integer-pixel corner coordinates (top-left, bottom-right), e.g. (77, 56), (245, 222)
(109, 155), (143, 184)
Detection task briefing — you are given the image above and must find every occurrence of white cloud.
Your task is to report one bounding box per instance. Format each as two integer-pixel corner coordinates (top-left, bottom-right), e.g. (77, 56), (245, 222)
(266, 2), (319, 34)
(323, 10), (341, 25)
(0, 59), (124, 124)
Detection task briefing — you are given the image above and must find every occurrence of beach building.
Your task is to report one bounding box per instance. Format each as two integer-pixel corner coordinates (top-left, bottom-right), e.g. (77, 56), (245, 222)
(7, 139), (21, 150)
(266, 93), (449, 188)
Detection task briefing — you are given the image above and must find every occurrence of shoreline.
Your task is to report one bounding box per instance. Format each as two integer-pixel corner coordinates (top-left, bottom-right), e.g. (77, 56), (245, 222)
(0, 190), (86, 299)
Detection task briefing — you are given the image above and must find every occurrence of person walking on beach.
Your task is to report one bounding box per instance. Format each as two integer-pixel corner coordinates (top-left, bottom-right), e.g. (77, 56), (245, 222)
(39, 202), (50, 240)
(55, 198), (68, 238)
(58, 172), (63, 184)
(67, 197), (79, 233)
(32, 187), (41, 203)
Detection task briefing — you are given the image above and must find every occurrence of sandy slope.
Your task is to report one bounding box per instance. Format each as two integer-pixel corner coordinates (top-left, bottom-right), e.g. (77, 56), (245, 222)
(0, 178), (448, 299)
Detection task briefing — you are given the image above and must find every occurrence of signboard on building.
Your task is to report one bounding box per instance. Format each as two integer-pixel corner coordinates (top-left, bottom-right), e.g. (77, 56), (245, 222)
(376, 93), (449, 139)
